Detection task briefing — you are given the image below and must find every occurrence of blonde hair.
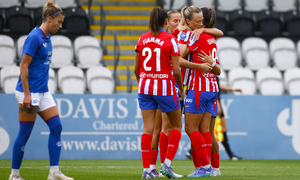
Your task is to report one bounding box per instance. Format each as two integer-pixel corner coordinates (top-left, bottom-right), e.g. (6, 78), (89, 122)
(180, 5), (201, 31)
(42, 0), (64, 22)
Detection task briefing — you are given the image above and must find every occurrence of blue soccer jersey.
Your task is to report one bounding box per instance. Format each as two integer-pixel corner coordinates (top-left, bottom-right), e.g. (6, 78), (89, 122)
(16, 26), (52, 93)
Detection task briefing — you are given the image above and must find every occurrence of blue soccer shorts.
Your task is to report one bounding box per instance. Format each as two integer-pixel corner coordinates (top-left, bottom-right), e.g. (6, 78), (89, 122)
(138, 93), (180, 113)
(184, 90), (218, 114)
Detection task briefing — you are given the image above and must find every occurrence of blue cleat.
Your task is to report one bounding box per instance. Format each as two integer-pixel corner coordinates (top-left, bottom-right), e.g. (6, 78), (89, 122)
(150, 169), (159, 177)
(142, 171), (156, 179)
(159, 163), (178, 179)
(187, 166), (213, 177)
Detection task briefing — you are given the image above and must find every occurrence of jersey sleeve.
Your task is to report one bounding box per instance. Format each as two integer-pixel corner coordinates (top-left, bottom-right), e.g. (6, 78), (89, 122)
(22, 33), (42, 58)
(172, 28), (180, 38)
(187, 38), (198, 53)
(170, 37), (180, 56)
(178, 31), (191, 44)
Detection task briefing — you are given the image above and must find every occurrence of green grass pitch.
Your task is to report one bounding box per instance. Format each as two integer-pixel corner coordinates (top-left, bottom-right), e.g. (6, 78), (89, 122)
(1, 159), (300, 179)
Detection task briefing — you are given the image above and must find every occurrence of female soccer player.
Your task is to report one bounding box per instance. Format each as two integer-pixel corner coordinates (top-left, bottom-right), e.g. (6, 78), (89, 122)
(135, 7), (184, 179)
(181, 6), (221, 177)
(9, 1), (73, 180)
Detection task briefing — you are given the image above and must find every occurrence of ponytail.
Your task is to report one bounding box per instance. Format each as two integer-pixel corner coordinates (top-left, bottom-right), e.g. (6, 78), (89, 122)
(149, 7), (167, 36)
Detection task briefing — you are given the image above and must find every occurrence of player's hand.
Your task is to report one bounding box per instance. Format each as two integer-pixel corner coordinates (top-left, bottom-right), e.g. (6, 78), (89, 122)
(177, 25), (186, 32)
(191, 28), (204, 41)
(233, 88), (243, 93)
(178, 89), (185, 101)
(200, 63), (212, 73)
(23, 94), (31, 108)
(198, 50), (213, 64)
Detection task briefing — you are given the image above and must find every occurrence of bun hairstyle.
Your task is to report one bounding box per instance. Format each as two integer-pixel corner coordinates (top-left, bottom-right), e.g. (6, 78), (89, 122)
(42, 0), (64, 22)
(149, 7), (168, 36)
(201, 7), (216, 28)
(180, 5), (201, 31)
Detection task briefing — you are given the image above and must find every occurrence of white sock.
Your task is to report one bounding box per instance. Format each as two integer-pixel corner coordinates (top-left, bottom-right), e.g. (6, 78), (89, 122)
(202, 164), (211, 170)
(150, 164), (156, 170)
(213, 167), (220, 171)
(50, 166), (59, 174)
(11, 169), (19, 176)
(144, 168), (151, 173)
(164, 159), (172, 167)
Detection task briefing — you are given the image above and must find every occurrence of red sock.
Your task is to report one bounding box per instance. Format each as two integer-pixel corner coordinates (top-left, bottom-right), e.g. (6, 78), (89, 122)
(165, 129), (181, 161)
(202, 132), (212, 160)
(141, 133), (152, 168)
(189, 131), (209, 166)
(211, 152), (220, 168)
(191, 150), (201, 168)
(150, 149), (158, 165)
(159, 132), (169, 164)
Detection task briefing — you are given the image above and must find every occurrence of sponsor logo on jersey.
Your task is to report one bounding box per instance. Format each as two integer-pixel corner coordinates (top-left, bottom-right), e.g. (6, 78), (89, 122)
(43, 42), (47, 47)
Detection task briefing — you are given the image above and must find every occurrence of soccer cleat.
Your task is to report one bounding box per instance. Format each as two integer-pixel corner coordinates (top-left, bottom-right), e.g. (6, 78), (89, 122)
(47, 171), (74, 180)
(142, 171), (156, 179)
(159, 163), (178, 179)
(8, 175), (25, 180)
(173, 172), (184, 178)
(213, 168), (221, 177)
(150, 169), (159, 177)
(187, 168), (200, 176)
(187, 166), (213, 177)
(230, 154), (243, 160)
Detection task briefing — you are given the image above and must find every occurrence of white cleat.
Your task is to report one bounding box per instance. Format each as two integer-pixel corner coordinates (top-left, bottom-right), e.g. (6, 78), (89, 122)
(213, 168), (221, 177)
(187, 168), (200, 176)
(47, 171), (74, 180)
(8, 175), (25, 180)
(173, 172), (184, 178)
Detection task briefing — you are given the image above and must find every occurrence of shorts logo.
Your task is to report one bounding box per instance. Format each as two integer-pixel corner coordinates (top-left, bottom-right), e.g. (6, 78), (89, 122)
(186, 99), (193, 103)
(32, 100), (37, 104)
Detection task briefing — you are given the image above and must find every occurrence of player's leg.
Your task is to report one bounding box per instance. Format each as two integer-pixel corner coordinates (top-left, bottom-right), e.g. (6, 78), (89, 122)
(199, 111), (212, 160)
(219, 100), (242, 160)
(9, 104), (37, 180)
(38, 92), (73, 180)
(150, 109), (162, 177)
(138, 94), (157, 179)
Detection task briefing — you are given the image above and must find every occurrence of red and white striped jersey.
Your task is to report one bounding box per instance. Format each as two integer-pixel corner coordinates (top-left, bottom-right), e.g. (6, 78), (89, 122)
(187, 33), (219, 92)
(178, 29), (192, 85)
(135, 31), (180, 96)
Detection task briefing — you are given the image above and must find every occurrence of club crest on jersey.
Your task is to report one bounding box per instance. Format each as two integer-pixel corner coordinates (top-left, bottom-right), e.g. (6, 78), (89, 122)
(180, 32), (186, 40)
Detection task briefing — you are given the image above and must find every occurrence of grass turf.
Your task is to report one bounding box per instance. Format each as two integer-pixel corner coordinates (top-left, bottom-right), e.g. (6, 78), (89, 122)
(1, 159), (300, 179)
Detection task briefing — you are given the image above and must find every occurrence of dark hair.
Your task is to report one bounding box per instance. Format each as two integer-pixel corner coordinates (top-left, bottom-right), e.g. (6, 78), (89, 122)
(149, 7), (168, 36)
(180, 5), (202, 31)
(42, 0), (64, 22)
(201, 7), (216, 28)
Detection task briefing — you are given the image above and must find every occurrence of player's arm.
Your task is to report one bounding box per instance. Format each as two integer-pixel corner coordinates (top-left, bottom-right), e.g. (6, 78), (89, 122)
(179, 56), (212, 73)
(171, 55), (184, 100)
(191, 28), (223, 41)
(134, 52), (140, 82)
(219, 84), (243, 93)
(20, 53), (33, 108)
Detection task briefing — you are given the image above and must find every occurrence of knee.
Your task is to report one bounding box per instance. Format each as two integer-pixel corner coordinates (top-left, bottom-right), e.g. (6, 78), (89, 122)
(50, 122), (62, 134)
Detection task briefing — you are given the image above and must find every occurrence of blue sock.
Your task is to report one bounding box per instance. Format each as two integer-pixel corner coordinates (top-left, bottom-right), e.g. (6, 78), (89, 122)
(46, 116), (62, 166)
(12, 122), (35, 169)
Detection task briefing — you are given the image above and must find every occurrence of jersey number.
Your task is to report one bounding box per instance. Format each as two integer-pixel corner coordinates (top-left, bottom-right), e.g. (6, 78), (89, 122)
(142, 47), (161, 71)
